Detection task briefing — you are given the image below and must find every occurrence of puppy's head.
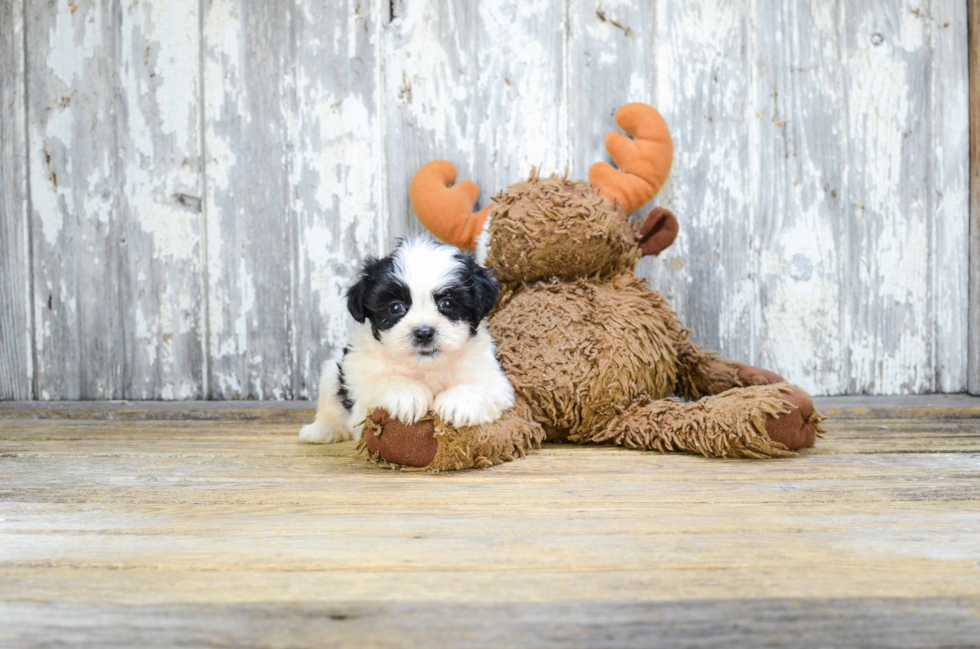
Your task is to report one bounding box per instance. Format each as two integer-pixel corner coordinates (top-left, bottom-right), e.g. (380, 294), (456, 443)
(347, 238), (498, 362)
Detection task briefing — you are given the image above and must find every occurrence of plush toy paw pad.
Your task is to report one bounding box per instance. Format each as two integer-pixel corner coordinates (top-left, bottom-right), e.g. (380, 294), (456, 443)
(363, 409), (438, 467)
(737, 364), (787, 386)
(765, 386), (818, 451)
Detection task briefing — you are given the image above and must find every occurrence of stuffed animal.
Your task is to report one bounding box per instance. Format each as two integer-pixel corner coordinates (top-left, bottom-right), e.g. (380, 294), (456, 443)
(358, 103), (823, 471)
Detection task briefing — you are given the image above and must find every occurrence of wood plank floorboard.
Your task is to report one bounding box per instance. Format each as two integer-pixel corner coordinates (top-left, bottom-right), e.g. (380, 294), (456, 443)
(1, 402), (979, 647)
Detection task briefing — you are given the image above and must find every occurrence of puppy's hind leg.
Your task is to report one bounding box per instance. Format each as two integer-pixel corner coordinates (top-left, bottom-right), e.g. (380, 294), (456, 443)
(299, 359), (356, 444)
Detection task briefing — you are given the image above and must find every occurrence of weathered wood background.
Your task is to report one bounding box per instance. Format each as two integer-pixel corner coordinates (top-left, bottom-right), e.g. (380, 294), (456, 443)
(0, 0), (974, 400)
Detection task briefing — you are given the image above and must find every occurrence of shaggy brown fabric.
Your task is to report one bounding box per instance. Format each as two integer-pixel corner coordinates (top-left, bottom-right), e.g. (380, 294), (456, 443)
(484, 172), (640, 285)
(586, 384), (798, 458)
(490, 274), (681, 441)
(426, 397), (545, 471)
(358, 397), (544, 472)
(672, 332), (742, 400)
(479, 170), (823, 459)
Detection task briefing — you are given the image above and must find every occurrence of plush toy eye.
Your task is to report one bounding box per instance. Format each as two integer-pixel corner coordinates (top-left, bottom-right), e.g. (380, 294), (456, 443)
(389, 303), (405, 315)
(438, 298), (453, 310)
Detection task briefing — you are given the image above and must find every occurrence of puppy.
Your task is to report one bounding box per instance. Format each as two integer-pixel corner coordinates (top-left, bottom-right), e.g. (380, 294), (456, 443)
(299, 238), (514, 444)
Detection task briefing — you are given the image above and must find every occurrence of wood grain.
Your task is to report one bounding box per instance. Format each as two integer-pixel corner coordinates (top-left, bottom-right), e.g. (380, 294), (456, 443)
(749, 0), (844, 395)
(25, 0), (205, 400)
(932, 0), (972, 393)
(567, 1), (970, 396)
(3, 599), (980, 649)
(4, 393), (980, 421)
(567, 1), (758, 368)
(202, 0), (294, 399)
(24, 0), (122, 399)
(0, 0), (32, 400)
(384, 0), (567, 242)
(970, 0), (980, 395)
(0, 0), (975, 400)
(203, 0), (388, 399)
(0, 411), (979, 646)
(839, 0), (970, 395)
(116, 0), (206, 400)
(290, 0), (388, 398)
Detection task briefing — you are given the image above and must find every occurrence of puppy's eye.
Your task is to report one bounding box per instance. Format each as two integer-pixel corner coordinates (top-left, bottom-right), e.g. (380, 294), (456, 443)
(438, 298), (453, 310)
(388, 303), (405, 315)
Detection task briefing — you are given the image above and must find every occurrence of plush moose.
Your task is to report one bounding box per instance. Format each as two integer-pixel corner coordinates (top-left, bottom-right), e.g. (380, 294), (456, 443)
(359, 103), (823, 471)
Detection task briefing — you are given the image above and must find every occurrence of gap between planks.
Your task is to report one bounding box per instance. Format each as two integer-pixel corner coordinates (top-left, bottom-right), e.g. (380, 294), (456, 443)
(3, 394), (980, 421)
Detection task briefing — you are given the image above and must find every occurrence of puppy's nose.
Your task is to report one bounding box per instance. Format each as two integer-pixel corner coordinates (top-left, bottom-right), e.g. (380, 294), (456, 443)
(413, 326), (435, 345)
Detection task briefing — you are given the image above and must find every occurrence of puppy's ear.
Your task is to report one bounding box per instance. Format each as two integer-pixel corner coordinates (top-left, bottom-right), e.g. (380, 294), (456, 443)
(464, 256), (499, 320)
(346, 258), (377, 323)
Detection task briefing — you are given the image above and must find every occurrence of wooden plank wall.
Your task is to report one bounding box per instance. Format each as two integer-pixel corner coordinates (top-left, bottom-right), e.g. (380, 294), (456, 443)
(0, 0), (32, 400)
(0, 0), (973, 400)
(970, 0), (980, 395)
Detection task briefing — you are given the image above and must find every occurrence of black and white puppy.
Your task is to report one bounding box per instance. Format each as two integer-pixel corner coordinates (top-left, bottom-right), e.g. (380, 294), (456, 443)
(299, 238), (514, 444)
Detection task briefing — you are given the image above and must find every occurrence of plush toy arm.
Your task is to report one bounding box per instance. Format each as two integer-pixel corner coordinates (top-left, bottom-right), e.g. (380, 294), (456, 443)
(672, 327), (802, 400)
(409, 160), (491, 251)
(671, 330), (743, 400)
(589, 103), (674, 214)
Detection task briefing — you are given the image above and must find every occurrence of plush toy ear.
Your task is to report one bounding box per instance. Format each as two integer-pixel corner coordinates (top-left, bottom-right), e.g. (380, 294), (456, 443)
(637, 207), (679, 256)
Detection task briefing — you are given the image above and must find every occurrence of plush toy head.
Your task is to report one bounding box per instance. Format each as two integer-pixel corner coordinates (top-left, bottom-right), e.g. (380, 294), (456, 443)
(409, 103), (680, 284)
(481, 173), (638, 285)
(481, 173), (639, 284)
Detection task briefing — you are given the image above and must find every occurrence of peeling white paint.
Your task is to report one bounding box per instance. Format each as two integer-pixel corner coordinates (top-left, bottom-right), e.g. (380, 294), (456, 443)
(138, 203), (198, 262)
(47, 3), (102, 86)
(10, 0), (971, 400)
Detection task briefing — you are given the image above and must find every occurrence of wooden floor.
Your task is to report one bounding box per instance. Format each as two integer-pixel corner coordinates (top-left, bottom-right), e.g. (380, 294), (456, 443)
(2, 397), (980, 648)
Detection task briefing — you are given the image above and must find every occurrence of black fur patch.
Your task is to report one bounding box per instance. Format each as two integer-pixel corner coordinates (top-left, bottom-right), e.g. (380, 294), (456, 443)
(336, 347), (353, 411)
(346, 256), (412, 341)
(438, 253), (500, 335)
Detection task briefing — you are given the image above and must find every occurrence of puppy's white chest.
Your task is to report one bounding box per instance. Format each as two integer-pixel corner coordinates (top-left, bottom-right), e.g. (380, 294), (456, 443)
(410, 365), (464, 397)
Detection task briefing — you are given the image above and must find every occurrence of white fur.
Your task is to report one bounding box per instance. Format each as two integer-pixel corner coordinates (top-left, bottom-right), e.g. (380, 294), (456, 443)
(298, 359), (353, 443)
(300, 238), (514, 443)
(474, 214), (491, 265)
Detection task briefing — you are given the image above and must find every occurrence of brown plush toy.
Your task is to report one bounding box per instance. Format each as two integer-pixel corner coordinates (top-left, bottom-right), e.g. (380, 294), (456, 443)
(358, 103), (824, 471)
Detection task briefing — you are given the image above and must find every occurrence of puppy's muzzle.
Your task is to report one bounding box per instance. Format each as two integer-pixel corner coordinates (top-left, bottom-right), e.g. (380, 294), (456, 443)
(412, 326), (436, 351)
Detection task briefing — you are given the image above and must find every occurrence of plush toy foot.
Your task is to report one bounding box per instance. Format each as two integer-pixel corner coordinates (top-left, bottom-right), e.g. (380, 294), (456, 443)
(361, 409), (440, 467)
(765, 385), (821, 451)
(735, 365), (821, 450)
(358, 398), (544, 471)
(736, 363), (786, 386)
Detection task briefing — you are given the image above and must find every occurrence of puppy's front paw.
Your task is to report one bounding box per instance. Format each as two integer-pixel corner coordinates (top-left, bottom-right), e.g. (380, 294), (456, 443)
(299, 420), (352, 444)
(434, 386), (501, 428)
(377, 384), (433, 424)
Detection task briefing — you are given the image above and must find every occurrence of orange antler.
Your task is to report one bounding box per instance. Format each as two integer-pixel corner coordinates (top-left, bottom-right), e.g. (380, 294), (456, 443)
(589, 103), (674, 214)
(409, 160), (490, 251)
